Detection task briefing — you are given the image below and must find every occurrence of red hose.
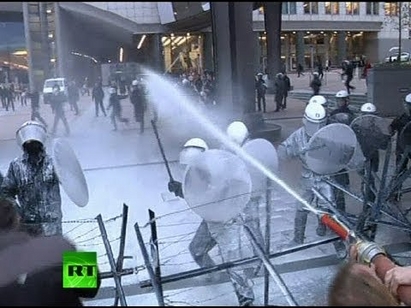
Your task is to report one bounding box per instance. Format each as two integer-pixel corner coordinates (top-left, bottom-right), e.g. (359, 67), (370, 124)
(320, 214), (349, 241)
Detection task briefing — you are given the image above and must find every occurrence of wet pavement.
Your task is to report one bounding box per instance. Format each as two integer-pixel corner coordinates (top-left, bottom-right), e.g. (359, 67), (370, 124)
(0, 73), (410, 306)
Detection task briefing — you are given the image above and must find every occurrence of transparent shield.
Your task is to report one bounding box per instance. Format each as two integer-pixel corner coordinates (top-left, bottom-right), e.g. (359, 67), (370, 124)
(51, 138), (89, 207)
(350, 114), (390, 159)
(242, 138), (278, 196)
(182, 149), (251, 222)
(305, 123), (357, 175)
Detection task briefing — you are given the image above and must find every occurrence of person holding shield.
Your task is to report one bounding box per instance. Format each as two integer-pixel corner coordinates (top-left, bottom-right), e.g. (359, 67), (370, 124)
(1, 121), (63, 236)
(389, 94), (411, 202)
(278, 103), (346, 258)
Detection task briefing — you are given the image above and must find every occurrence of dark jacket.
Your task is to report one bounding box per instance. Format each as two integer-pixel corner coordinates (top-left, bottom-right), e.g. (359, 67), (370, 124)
(49, 92), (67, 114)
(92, 85), (104, 101)
(255, 78), (267, 95)
(390, 113), (411, 154)
(28, 92), (40, 110)
(0, 231), (100, 306)
(130, 85), (147, 114)
(108, 93), (127, 115)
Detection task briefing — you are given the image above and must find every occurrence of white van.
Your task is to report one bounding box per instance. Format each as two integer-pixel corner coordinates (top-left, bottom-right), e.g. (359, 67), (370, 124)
(43, 78), (68, 104)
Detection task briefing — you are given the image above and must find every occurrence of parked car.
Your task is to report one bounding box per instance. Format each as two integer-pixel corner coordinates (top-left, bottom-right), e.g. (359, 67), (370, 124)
(42, 77), (68, 104)
(384, 52), (411, 63)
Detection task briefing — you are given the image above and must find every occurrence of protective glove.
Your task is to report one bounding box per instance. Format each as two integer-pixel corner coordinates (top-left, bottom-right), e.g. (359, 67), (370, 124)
(168, 180), (184, 198)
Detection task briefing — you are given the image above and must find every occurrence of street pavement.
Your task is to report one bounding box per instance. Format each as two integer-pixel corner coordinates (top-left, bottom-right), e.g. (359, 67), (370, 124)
(0, 73), (410, 306)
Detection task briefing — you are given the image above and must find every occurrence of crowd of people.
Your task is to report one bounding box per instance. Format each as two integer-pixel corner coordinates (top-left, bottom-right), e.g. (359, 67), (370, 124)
(0, 83), (29, 112)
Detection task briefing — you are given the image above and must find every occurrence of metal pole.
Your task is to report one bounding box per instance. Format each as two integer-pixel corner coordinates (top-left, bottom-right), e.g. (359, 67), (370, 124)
(134, 222), (165, 306)
(243, 224), (298, 306)
(325, 179), (410, 228)
(22, 2), (35, 91)
(96, 215), (128, 306)
(264, 179), (272, 306)
(140, 236), (339, 288)
(114, 204), (129, 306)
(148, 210), (164, 299)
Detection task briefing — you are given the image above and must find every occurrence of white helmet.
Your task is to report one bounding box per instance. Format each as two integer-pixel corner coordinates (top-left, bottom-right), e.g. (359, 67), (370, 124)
(336, 90), (349, 98)
(308, 95), (327, 106)
(226, 121), (249, 145)
(313, 72), (319, 76)
(16, 121), (47, 148)
(179, 138), (208, 166)
(303, 103), (327, 137)
(405, 93), (411, 104)
(109, 87), (116, 94)
(360, 102), (377, 114)
(132, 80), (138, 86)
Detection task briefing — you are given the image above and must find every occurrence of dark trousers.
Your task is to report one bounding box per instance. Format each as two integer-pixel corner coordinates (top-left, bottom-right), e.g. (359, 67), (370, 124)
(31, 109), (48, 128)
(188, 220), (216, 268)
(282, 94), (288, 109)
(345, 75), (355, 94)
(95, 98), (106, 117)
(52, 111), (70, 135)
(256, 94), (266, 112)
(275, 94), (283, 111)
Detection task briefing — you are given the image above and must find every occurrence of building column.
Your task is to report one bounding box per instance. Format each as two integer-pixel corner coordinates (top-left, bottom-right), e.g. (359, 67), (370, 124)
(54, 2), (66, 78)
(337, 31), (347, 64)
(264, 2), (282, 78)
(324, 34), (330, 66)
(210, 2), (256, 116)
(39, 2), (51, 79)
(202, 32), (214, 72)
(296, 31), (305, 69)
(254, 31), (262, 73)
(149, 34), (164, 73)
(23, 2), (35, 91)
(285, 34), (290, 72)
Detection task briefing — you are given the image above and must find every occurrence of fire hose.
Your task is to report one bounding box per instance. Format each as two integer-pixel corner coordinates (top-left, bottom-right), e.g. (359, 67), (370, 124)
(311, 209), (411, 305)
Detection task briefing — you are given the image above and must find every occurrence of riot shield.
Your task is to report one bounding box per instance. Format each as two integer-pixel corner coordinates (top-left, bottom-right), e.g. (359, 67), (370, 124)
(182, 149), (252, 222)
(350, 114), (390, 159)
(398, 121), (411, 154)
(242, 138), (278, 196)
(305, 123), (357, 175)
(51, 138), (89, 207)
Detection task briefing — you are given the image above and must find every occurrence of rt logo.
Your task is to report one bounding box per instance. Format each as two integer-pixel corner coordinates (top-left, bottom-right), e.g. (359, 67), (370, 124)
(63, 251), (97, 288)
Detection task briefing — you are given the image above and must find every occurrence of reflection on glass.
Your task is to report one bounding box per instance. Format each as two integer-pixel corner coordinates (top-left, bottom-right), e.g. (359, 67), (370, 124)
(384, 2), (398, 16)
(366, 2), (379, 15)
(325, 2), (340, 14)
(162, 34), (204, 75)
(346, 2), (360, 15)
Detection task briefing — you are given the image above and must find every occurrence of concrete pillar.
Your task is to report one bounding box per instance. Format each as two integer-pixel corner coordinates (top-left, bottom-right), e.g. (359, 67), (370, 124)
(254, 31), (262, 73)
(39, 2), (51, 79)
(264, 2), (282, 79)
(149, 34), (164, 73)
(23, 2), (35, 91)
(285, 35), (290, 72)
(210, 2), (256, 116)
(54, 2), (66, 78)
(203, 32), (214, 72)
(296, 31), (305, 69)
(324, 34), (330, 66)
(337, 31), (347, 64)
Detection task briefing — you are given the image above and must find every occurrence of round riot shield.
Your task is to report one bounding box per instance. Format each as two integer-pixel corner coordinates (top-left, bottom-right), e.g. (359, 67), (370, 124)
(51, 138), (89, 207)
(305, 123), (357, 175)
(328, 113), (354, 125)
(242, 138), (278, 195)
(399, 121), (411, 153)
(350, 114), (390, 159)
(182, 149), (252, 222)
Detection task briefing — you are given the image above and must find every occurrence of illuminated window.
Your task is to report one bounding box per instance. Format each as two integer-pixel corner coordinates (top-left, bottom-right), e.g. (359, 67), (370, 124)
(346, 2), (359, 15)
(303, 2), (318, 14)
(325, 2), (339, 14)
(258, 7), (264, 15)
(384, 2), (398, 16)
(282, 2), (297, 14)
(366, 2), (379, 15)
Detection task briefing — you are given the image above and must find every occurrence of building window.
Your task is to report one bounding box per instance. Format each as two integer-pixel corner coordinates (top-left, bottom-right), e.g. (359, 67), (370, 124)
(346, 2), (359, 15)
(384, 2), (398, 16)
(303, 2), (318, 14)
(282, 2), (297, 14)
(258, 6), (264, 15)
(325, 2), (339, 15)
(366, 2), (379, 15)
